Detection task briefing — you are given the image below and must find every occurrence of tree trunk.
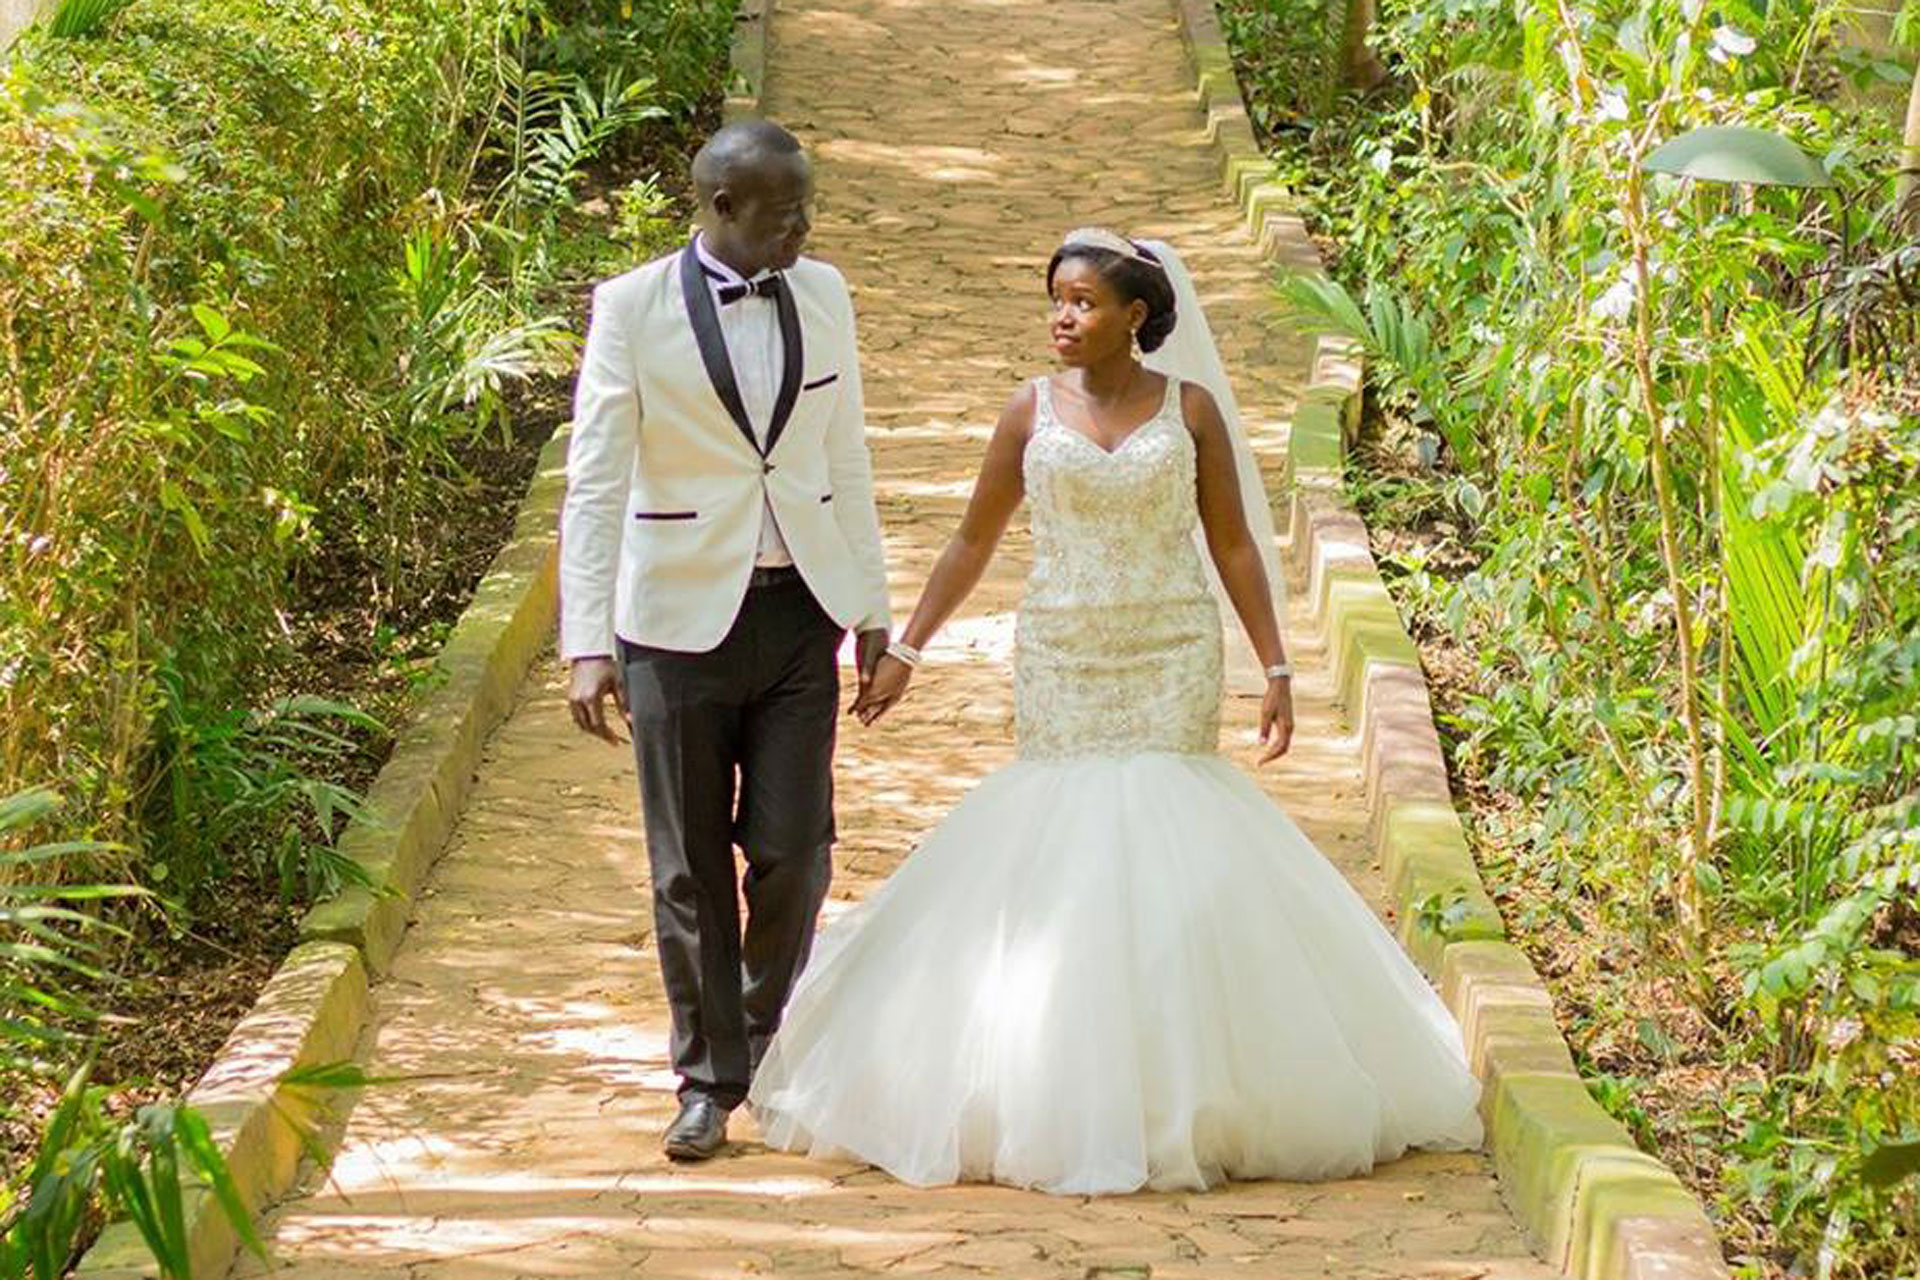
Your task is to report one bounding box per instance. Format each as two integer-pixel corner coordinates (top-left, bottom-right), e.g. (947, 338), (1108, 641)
(1901, 60), (1920, 227)
(1333, 0), (1388, 98)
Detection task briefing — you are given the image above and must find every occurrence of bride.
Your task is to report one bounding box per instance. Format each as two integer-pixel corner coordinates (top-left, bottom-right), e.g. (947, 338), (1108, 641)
(746, 229), (1485, 1194)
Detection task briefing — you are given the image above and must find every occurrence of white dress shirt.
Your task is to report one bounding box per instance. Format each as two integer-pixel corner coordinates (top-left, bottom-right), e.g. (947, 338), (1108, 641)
(693, 234), (793, 568)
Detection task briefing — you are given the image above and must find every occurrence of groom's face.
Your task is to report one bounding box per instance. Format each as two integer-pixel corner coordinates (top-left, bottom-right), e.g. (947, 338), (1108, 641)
(709, 151), (815, 276)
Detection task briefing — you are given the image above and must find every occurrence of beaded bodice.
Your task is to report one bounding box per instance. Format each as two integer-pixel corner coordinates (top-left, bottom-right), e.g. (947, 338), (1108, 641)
(1013, 375), (1223, 761)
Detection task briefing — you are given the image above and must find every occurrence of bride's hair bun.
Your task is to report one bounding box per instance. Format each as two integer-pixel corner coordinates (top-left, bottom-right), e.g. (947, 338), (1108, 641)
(1047, 242), (1178, 353)
(1134, 297), (1178, 354)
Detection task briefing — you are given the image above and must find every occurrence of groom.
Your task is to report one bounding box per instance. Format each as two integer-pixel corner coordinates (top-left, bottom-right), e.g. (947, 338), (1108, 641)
(559, 119), (891, 1161)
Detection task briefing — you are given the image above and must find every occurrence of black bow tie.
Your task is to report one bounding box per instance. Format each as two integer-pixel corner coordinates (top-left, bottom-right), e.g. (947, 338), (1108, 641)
(716, 274), (785, 306)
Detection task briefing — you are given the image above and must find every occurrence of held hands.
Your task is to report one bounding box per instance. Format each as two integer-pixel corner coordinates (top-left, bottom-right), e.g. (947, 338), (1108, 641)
(854, 628), (889, 696)
(1258, 675), (1295, 764)
(568, 656), (628, 745)
(850, 628), (907, 726)
(851, 653), (913, 725)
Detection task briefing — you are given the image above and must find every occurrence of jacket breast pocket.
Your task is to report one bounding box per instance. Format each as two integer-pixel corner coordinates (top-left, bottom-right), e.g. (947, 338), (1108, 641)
(801, 372), (840, 393)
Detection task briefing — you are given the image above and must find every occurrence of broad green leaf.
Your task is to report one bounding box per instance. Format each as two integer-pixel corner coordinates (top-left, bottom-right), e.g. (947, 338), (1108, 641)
(1862, 1139), (1920, 1188)
(1641, 126), (1833, 188)
(190, 303), (230, 342)
(0, 789), (61, 831)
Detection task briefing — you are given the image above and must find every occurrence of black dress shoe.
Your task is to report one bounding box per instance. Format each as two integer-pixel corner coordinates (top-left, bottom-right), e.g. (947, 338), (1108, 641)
(663, 1096), (728, 1161)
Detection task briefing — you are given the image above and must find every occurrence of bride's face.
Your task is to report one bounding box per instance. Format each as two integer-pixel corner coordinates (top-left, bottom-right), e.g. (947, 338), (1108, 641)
(1048, 258), (1145, 366)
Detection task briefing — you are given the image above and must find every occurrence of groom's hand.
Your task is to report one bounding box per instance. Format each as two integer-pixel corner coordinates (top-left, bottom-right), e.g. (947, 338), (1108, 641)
(568, 656), (629, 746)
(854, 628), (889, 692)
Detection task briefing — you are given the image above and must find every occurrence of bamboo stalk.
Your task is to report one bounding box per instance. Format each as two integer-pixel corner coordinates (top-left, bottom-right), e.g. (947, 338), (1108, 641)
(1699, 296), (1729, 855)
(1550, 0), (1716, 972)
(1623, 159), (1715, 959)
(1562, 391), (1620, 636)
(1561, 394), (1640, 782)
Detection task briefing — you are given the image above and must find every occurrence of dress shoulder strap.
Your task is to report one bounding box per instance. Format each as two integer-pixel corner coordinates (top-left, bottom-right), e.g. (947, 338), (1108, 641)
(1159, 371), (1184, 424)
(1031, 375), (1057, 428)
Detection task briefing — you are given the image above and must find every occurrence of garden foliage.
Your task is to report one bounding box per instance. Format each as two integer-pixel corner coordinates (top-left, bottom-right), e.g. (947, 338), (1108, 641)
(1221, 0), (1918, 1273)
(0, 0), (725, 903)
(1, 0), (731, 1266)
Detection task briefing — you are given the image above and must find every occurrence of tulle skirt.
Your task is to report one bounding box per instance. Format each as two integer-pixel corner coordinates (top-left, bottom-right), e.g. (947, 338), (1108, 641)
(747, 751), (1485, 1194)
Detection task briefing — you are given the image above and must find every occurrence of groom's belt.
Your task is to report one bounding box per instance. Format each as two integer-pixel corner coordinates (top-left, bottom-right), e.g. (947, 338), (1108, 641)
(747, 564), (802, 590)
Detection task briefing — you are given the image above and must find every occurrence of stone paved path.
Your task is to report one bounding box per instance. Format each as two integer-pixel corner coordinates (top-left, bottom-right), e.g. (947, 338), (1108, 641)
(234, 1), (1558, 1275)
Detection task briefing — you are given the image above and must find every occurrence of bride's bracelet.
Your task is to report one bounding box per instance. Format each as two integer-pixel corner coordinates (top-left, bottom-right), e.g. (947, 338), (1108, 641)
(1265, 662), (1293, 681)
(887, 641), (924, 669)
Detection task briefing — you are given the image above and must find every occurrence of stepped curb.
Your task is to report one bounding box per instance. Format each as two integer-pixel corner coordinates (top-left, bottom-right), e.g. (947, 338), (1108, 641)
(1165, 3), (1730, 1278)
(723, 0), (768, 123)
(295, 427), (569, 973)
(74, 421), (570, 1279)
(73, 944), (368, 1279)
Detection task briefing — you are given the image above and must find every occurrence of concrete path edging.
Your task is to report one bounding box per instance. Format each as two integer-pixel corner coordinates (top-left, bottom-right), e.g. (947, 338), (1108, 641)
(74, 944), (369, 1280)
(723, 0), (768, 123)
(1165, 3), (1733, 1278)
(73, 424), (572, 1280)
(297, 428), (570, 975)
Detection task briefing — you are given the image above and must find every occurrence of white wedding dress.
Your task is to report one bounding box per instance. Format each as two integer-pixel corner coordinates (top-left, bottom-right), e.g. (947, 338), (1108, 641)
(748, 374), (1485, 1194)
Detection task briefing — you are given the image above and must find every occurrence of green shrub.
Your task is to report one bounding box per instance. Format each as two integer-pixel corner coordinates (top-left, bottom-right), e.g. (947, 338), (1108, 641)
(1224, 0), (1919, 1272)
(3, 0), (732, 1270)
(0, 0), (732, 908)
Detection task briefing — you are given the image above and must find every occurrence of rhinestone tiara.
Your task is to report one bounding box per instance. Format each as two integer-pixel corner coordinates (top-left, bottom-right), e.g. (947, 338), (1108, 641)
(1060, 227), (1166, 271)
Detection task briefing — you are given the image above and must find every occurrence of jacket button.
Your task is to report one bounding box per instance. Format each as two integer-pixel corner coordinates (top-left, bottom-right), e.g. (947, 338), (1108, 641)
(762, 461), (774, 475)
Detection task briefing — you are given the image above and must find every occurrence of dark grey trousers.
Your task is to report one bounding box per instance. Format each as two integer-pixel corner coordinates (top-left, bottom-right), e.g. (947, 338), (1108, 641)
(619, 570), (842, 1109)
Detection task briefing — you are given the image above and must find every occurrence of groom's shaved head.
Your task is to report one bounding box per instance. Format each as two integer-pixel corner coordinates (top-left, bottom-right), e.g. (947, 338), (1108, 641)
(692, 120), (807, 206)
(692, 120), (814, 276)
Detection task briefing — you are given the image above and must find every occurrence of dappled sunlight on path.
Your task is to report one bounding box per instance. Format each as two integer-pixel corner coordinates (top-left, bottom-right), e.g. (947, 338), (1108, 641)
(234, 0), (1555, 1275)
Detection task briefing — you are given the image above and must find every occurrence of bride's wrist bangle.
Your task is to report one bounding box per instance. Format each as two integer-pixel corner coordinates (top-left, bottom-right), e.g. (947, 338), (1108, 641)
(887, 641), (924, 669)
(1264, 662), (1293, 681)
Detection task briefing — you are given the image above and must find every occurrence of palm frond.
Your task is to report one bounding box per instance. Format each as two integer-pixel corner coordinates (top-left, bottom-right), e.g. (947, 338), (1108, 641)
(47, 0), (135, 38)
(1277, 273), (1371, 342)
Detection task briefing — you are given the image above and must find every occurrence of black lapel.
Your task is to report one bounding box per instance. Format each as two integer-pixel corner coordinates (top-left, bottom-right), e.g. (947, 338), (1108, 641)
(677, 241), (760, 456)
(763, 274), (805, 456)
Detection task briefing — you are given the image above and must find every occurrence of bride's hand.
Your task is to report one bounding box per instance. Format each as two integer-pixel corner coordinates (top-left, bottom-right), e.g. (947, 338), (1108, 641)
(851, 653), (913, 725)
(1258, 676), (1294, 764)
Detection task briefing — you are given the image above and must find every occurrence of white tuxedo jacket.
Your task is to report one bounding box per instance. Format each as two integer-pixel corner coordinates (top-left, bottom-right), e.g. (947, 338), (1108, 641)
(560, 243), (891, 657)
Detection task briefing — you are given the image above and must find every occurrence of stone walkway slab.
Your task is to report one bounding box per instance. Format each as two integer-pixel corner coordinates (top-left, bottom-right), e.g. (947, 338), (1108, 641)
(233, 1), (1557, 1275)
